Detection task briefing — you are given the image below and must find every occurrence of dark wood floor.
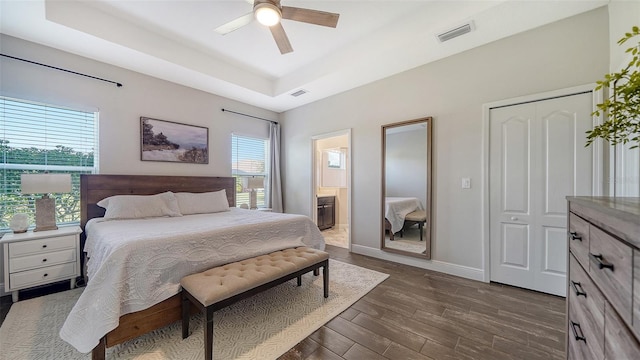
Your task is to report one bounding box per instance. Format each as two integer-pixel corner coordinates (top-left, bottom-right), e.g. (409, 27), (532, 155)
(280, 245), (566, 360)
(0, 245), (566, 360)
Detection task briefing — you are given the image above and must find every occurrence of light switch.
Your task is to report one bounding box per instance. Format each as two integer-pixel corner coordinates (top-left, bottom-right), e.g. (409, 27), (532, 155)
(462, 177), (471, 189)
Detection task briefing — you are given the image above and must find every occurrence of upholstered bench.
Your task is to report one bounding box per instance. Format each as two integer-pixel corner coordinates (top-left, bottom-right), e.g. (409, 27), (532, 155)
(402, 210), (427, 241)
(180, 247), (330, 360)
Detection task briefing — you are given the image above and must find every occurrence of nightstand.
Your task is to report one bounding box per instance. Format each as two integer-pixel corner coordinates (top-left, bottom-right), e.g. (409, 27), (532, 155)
(1, 226), (82, 302)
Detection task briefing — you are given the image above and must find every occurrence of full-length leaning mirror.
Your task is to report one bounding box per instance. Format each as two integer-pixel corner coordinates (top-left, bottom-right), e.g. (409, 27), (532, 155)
(381, 117), (432, 259)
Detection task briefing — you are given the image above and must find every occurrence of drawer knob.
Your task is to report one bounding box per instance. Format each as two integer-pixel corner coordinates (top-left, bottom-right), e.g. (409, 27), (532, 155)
(42, 258), (47, 262)
(42, 244), (47, 248)
(569, 231), (582, 241)
(510, 216), (518, 221)
(43, 273), (48, 277)
(570, 321), (586, 342)
(589, 253), (614, 271)
(571, 281), (587, 297)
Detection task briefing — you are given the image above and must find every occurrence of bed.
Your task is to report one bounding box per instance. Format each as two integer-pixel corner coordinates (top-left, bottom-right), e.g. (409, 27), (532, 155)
(59, 175), (324, 359)
(384, 197), (423, 240)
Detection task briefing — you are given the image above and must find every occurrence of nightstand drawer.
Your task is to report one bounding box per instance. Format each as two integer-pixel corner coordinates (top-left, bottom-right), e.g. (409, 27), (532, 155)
(9, 248), (76, 272)
(8, 235), (76, 257)
(9, 262), (76, 289)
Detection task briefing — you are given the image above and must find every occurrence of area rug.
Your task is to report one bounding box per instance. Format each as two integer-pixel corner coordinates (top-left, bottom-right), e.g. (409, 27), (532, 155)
(0, 259), (388, 360)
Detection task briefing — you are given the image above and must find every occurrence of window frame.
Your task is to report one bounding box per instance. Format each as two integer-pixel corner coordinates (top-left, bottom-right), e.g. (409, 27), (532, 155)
(231, 133), (269, 208)
(1, 96), (99, 231)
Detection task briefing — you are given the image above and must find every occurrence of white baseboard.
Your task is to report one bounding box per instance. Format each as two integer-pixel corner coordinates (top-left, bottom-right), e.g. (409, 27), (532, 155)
(351, 244), (485, 282)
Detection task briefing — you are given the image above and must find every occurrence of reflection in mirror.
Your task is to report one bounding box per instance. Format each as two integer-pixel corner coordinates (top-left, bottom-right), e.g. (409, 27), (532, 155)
(381, 117), (432, 259)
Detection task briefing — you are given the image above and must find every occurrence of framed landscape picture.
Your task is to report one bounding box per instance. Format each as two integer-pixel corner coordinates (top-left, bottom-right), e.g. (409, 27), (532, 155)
(140, 117), (209, 164)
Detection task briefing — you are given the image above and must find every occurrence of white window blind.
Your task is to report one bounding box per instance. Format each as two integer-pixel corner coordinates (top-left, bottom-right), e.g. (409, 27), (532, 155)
(231, 134), (268, 208)
(0, 96), (98, 230)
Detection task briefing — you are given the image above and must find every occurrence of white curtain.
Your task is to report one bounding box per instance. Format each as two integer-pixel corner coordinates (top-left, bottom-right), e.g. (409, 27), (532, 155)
(268, 122), (283, 212)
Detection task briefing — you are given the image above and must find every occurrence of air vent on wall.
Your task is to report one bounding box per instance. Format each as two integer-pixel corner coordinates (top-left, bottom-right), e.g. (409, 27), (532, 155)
(436, 21), (475, 43)
(290, 89), (308, 97)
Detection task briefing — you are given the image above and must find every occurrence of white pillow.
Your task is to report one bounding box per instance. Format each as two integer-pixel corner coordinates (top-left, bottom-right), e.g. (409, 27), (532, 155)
(174, 190), (230, 215)
(97, 191), (182, 219)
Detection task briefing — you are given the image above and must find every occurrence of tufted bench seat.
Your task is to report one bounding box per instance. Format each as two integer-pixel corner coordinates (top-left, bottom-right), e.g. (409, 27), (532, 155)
(180, 247), (329, 360)
(402, 210), (427, 241)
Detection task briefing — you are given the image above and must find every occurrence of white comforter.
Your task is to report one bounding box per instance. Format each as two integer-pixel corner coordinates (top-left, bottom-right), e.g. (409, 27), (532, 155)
(59, 208), (325, 353)
(385, 197), (423, 233)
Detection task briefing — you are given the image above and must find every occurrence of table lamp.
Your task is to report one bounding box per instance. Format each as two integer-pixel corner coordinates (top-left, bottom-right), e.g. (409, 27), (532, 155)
(21, 173), (72, 231)
(246, 176), (265, 210)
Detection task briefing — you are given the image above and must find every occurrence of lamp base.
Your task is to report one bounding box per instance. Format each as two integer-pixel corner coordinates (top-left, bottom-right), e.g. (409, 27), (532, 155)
(34, 196), (58, 232)
(250, 190), (258, 210)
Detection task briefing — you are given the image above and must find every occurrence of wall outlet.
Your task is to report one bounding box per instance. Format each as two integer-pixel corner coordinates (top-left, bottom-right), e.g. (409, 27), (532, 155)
(462, 177), (471, 189)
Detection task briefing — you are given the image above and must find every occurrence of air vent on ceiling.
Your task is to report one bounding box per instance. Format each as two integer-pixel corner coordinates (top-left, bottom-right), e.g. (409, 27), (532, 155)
(436, 21), (475, 43)
(290, 89), (308, 97)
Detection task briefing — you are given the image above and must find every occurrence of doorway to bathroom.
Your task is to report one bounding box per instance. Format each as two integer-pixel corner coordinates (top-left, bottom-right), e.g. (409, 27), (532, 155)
(312, 129), (351, 249)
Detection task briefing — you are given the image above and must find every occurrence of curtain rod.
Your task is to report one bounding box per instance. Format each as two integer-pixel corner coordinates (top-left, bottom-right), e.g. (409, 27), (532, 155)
(1, 54), (123, 88)
(221, 108), (278, 125)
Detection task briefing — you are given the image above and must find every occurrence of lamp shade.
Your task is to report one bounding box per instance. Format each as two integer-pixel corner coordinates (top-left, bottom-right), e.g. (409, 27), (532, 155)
(247, 176), (265, 190)
(21, 173), (72, 194)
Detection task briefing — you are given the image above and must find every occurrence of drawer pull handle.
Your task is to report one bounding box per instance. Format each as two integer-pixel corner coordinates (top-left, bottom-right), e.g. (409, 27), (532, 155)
(569, 232), (582, 241)
(570, 321), (586, 342)
(571, 281), (587, 297)
(589, 253), (614, 271)
(42, 258), (47, 262)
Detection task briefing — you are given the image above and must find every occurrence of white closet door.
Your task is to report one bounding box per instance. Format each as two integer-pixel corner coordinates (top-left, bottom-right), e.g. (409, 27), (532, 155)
(489, 92), (593, 296)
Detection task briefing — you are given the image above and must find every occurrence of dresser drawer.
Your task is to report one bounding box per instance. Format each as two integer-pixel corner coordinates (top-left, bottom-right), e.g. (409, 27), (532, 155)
(9, 248), (76, 272)
(568, 254), (605, 359)
(8, 235), (76, 257)
(568, 303), (604, 360)
(604, 301), (640, 359)
(568, 212), (590, 268)
(9, 262), (76, 289)
(634, 249), (640, 338)
(589, 226), (633, 324)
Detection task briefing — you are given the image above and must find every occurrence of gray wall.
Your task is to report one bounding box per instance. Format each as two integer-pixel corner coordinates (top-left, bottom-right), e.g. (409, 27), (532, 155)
(280, 7), (610, 277)
(0, 34), (276, 294)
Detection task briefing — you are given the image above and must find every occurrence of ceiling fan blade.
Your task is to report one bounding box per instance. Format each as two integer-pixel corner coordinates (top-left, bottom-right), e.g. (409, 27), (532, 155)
(269, 23), (293, 54)
(215, 12), (254, 35)
(281, 6), (339, 28)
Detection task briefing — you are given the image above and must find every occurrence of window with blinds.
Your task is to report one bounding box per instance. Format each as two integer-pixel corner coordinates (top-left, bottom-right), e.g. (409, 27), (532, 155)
(231, 134), (269, 208)
(0, 97), (98, 230)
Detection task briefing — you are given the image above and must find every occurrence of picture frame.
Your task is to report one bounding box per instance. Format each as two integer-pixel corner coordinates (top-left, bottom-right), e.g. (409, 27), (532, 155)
(140, 117), (209, 164)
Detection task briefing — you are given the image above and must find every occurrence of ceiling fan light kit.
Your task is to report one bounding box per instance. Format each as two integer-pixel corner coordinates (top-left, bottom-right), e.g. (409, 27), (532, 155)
(255, 3), (281, 27)
(215, 0), (340, 54)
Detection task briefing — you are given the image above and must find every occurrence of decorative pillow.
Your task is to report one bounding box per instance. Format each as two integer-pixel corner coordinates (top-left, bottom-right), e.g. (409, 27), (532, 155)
(174, 189), (230, 215)
(97, 191), (182, 219)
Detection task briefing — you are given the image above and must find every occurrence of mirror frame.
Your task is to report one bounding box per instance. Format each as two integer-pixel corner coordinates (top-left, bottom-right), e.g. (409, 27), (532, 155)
(381, 117), (433, 259)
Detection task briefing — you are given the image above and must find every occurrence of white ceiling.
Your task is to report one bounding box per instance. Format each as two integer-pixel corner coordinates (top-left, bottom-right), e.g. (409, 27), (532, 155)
(1, 0), (608, 112)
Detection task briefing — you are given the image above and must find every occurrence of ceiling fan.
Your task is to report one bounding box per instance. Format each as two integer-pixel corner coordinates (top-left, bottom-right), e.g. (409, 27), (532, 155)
(215, 0), (340, 54)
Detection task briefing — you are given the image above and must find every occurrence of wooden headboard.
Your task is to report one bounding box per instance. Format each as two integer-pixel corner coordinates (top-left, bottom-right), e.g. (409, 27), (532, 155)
(80, 174), (236, 231)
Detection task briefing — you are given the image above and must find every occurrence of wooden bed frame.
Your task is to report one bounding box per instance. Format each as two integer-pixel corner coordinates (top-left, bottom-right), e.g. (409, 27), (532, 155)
(79, 174), (236, 360)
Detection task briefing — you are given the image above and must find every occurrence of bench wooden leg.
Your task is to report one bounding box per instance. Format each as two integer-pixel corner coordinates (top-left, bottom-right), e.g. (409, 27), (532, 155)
(313, 268), (319, 276)
(419, 222), (424, 241)
(91, 337), (106, 360)
(323, 261), (329, 298)
(205, 308), (214, 360)
(181, 292), (190, 339)
(297, 275), (302, 286)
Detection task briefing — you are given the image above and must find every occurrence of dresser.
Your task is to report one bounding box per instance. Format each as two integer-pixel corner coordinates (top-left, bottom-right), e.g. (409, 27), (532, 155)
(566, 197), (640, 359)
(1, 226), (82, 302)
